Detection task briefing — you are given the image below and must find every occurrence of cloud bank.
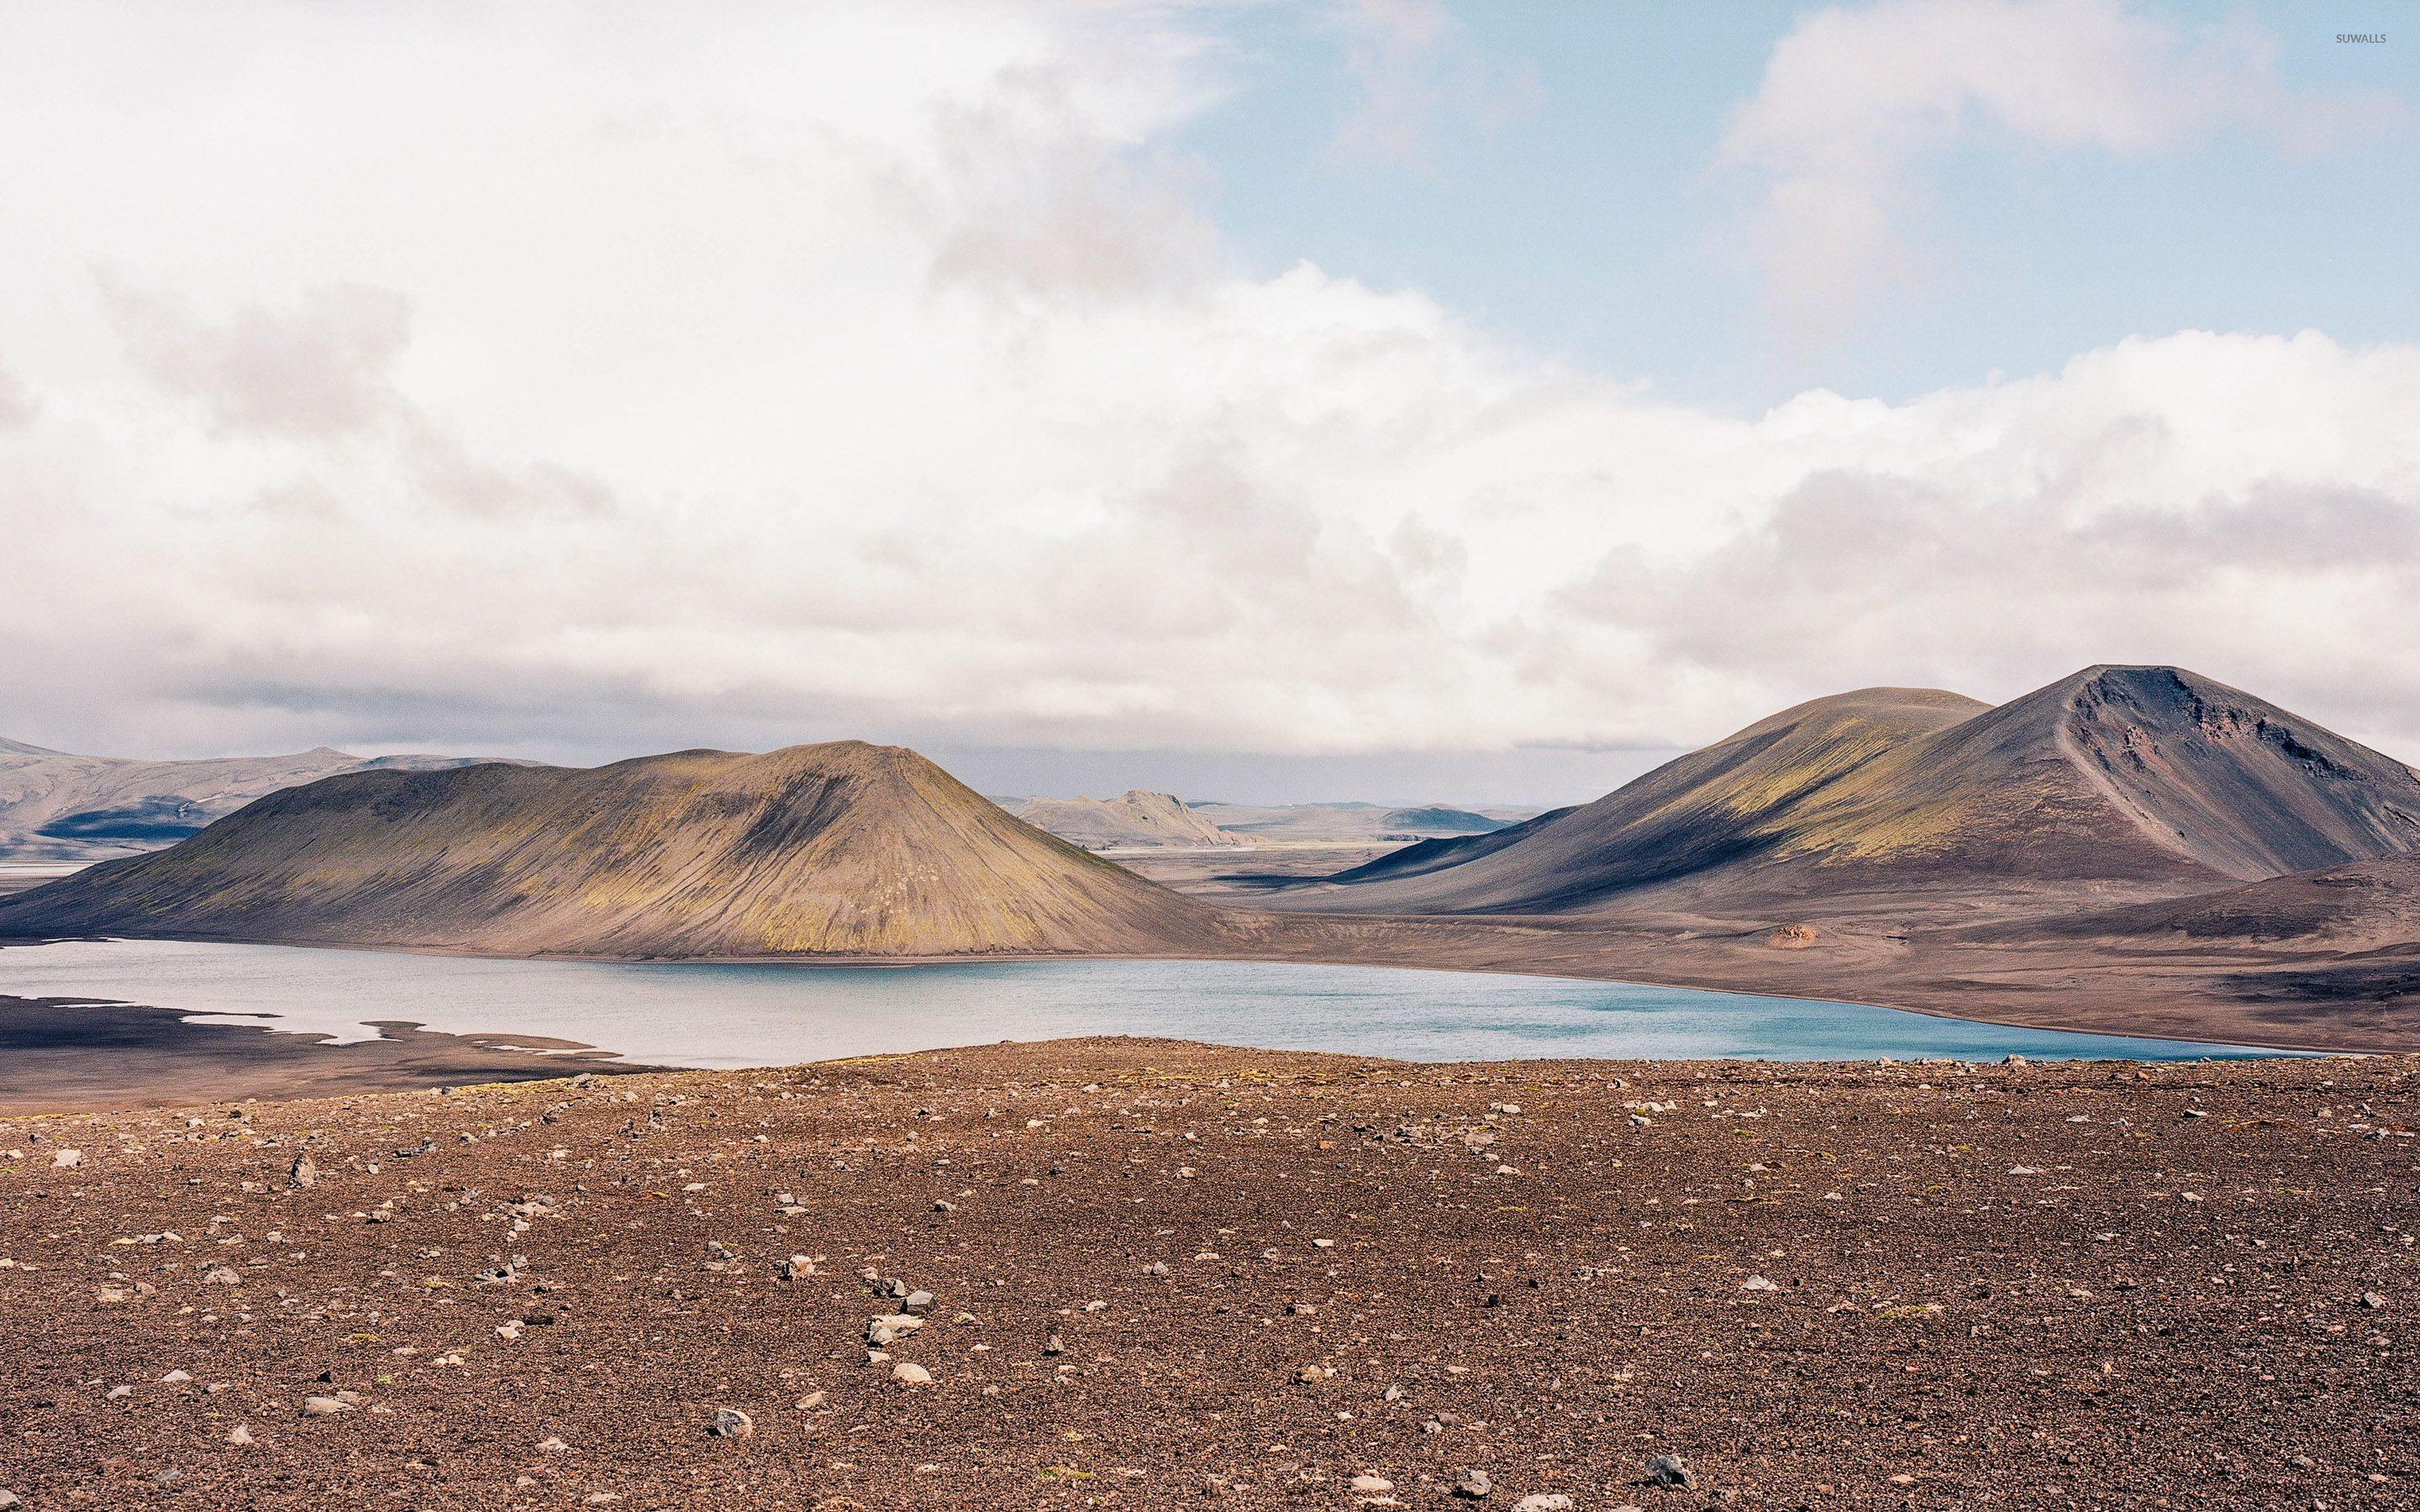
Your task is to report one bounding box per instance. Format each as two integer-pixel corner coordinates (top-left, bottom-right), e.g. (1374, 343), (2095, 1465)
(1718, 0), (2398, 339)
(2, 2), (2417, 773)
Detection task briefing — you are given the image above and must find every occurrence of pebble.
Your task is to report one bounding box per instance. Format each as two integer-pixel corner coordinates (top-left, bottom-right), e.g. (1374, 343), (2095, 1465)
(227, 1424), (254, 1446)
(902, 1289), (935, 1315)
(710, 1407), (754, 1439)
(2362, 1292), (2387, 1310)
(1644, 1454), (1694, 1488)
(288, 1153), (317, 1189)
(52, 1149), (80, 1169)
(891, 1362), (933, 1385)
(1512, 1498), (1574, 1512)
(1740, 1275), (1777, 1291)
(301, 1396), (351, 1416)
(1351, 1474), (1395, 1493)
(1454, 1468), (1493, 1499)
(868, 1313), (923, 1346)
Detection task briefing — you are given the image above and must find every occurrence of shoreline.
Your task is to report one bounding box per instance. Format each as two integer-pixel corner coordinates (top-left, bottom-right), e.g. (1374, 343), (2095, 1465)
(0, 924), (2386, 1059)
(0, 932), (2358, 1116)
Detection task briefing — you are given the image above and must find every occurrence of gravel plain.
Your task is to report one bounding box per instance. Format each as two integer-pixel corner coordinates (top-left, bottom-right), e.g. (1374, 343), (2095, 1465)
(1, 1037), (2415, 1509)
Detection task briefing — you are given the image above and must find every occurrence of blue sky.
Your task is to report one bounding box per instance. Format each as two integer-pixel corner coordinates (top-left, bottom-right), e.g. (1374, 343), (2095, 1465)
(1181, 2), (2417, 410)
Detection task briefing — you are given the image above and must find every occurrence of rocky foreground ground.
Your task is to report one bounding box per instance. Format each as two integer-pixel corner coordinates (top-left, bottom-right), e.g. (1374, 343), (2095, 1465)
(0, 1039), (2414, 1509)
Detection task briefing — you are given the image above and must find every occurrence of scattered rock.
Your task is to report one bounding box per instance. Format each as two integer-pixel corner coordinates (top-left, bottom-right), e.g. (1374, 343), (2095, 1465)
(1644, 1454), (1694, 1488)
(2362, 1291), (2388, 1309)
(301, 1396), (351, 1416)
(226, 1424), (254, 1446)
(868, 1312), (923, 1346)
(1453, 1468), (1493, 1499)
(1351, 1474), (1395, 1493)
(1740, 1275), (1778, 1291)
(892, 1361), (932, 1386)
(287, 1152), (317, 1189)
(902, 1289), (935, 1315)
(710, 1407), (754, 1440)
(1512, 1497), (1574, 1512)
(51, 1149), (80, 1169)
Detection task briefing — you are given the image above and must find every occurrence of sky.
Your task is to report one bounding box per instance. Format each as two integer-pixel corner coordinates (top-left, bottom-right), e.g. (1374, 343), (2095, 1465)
(0, 0), (2414, 806)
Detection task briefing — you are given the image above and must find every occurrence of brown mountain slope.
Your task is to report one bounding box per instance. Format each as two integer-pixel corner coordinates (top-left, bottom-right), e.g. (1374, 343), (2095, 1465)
(0, 742), (1244, 958)
(1288, 668), (2420, 916)
(1014, 790), (1241, 849)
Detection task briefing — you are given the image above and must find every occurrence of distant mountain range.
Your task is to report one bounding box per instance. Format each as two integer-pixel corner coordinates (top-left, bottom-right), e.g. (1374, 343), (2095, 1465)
(0, 742), (1246, 958)
(1009, 790), (1243, 850)
(0, 740), (509, 862)
(1004, 791), (1525, 849)
(1179, 800), (1528, 845)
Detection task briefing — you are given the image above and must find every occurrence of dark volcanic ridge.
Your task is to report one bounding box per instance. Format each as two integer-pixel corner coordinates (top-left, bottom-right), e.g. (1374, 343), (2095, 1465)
(1292, 666), (2420, 917)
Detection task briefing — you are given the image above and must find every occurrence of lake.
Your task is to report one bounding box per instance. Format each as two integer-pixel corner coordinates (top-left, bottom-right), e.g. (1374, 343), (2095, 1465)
(0, 937), (2285, 1067)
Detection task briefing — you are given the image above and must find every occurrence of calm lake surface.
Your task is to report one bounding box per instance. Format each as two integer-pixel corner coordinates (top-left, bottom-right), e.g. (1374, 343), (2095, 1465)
(0, 937), (2284, 1067)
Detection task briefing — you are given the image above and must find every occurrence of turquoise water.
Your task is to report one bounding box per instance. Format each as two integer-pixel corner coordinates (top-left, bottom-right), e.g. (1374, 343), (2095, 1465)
(0, 937), (2283, 1067)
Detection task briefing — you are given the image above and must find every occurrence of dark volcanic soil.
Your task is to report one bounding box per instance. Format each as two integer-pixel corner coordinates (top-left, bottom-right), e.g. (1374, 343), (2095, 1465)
(0, 996), (653, 1111)
(1, 1039), (2415, 1509)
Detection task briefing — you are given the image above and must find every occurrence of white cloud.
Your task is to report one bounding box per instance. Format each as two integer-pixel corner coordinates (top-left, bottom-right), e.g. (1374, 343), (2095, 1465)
(0, 3), (2417, 773)
(1718, 0), (2398, 340)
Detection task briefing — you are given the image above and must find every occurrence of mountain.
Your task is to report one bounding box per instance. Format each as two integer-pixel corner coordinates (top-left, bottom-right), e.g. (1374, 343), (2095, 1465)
(1295, 668), (2420, 915)
(0, 742), (1243, 958)
(1014, 790), (1243, 850)
(0, 741), (507, 863)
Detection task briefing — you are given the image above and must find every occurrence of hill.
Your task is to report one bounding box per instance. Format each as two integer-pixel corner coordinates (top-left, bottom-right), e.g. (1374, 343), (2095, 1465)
(0, 742), (1242, 958)
(1292, 668), (2420, 915)
(0, 740), (504, 863)
(1013, 790), (1241, 849)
